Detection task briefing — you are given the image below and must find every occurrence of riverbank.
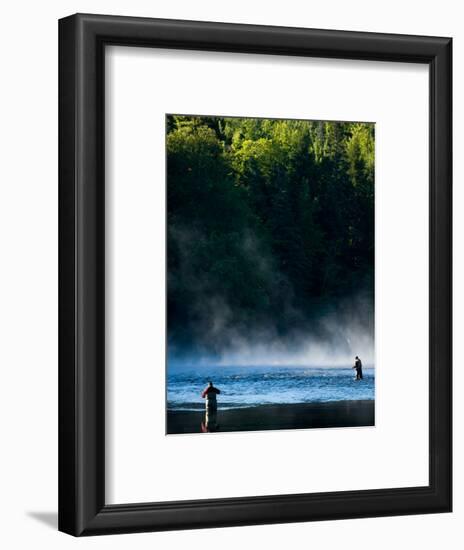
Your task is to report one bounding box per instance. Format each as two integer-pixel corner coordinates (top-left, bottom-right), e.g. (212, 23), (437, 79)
(166, 400), (375, 434)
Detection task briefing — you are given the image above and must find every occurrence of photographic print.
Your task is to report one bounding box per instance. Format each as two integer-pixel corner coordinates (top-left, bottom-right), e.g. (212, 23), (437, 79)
(166, 115), (375, 435)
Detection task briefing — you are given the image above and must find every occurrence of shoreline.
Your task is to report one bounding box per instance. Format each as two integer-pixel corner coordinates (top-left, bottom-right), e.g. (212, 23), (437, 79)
(166, 400), (375, 434)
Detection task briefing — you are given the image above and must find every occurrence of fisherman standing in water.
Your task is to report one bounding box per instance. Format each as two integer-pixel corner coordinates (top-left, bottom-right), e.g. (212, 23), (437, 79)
(201, 381), (221, 432)
(201, 380), (221, 410)
(352, 356), (363, 380)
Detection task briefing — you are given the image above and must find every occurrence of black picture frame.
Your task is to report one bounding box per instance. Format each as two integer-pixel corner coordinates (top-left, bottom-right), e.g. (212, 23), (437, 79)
(59, 13), (452, 536)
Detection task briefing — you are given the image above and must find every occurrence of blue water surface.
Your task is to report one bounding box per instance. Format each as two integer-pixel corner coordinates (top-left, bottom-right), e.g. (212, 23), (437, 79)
(167, 365), (375, 411)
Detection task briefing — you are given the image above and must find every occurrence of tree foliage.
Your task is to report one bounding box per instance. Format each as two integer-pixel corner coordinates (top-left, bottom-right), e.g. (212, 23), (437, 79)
(166, 115), (375, 354)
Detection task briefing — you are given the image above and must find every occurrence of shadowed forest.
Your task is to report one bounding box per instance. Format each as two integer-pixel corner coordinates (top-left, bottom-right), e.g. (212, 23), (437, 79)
(166, 115), (375, 364)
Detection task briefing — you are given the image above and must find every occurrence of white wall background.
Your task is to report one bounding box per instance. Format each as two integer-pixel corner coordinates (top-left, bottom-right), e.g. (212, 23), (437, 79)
(0, 1), (460, 548)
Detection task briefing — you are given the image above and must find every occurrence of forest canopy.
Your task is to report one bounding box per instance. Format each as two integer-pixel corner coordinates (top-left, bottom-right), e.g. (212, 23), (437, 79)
(166, 115), (375, 362)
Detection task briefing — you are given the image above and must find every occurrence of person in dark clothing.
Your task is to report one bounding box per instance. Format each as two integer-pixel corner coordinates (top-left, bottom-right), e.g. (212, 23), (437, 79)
(201, 381), (221, 411)
(201, 381), (221, 432)
(352, 356), (363, 380)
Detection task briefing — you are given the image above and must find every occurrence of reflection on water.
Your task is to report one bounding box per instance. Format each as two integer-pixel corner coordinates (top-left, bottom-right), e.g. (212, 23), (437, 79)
(201, 406), (219, 432)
